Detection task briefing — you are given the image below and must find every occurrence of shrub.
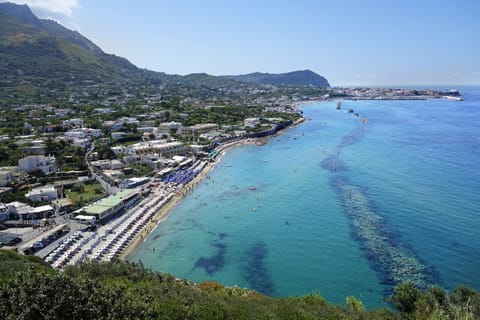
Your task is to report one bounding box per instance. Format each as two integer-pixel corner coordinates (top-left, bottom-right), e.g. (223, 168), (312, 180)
(71, 182), (85, 193)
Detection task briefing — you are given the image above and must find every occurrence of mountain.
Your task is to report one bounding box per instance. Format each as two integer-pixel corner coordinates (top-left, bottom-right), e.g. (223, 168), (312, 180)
(0, 2), (102, 54)
(0, 2), (329, 95)
(227, 70), (330, 87)
(0, 2), (144, 83)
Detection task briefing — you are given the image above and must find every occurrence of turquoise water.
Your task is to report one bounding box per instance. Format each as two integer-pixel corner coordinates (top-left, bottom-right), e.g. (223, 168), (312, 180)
(129, 86), (480, 308)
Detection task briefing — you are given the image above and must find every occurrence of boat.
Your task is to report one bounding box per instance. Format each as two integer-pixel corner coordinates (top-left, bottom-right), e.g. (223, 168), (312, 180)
(361, 118), (368, 124)
(249, 186), (257, 190)
(443, 96), (464, 101)
(336, 101), (341, 110)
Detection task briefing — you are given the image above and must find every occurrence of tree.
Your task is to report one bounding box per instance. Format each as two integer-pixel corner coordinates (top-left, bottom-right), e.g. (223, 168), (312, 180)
(71, 182), (85, 193)
(0, 141), (22, 166)
(94, 142), (115, 160)
(450, 285), (477, 305)
(388, 282), (421, 314)
(346, 295), (365, 315)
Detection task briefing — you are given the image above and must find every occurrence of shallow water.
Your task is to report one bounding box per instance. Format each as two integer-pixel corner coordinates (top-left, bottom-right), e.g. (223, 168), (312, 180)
(129, 86), (480, 308)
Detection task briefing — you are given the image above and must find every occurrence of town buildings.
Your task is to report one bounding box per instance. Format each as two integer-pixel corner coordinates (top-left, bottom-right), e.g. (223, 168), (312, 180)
(18, 155), (57, 175)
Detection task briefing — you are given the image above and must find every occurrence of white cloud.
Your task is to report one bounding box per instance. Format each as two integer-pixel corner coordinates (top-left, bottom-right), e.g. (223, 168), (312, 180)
(4, 0), (79, 16)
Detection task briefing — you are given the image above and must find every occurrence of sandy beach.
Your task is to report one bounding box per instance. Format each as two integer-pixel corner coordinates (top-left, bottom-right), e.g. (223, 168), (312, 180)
(119, 138), (257, 260)
(119, 116), (307, 260)
(38, 133), (296, 268)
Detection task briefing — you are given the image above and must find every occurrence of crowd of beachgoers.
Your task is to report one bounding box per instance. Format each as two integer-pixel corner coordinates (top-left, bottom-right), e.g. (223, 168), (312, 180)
(41, 136), (288, 269)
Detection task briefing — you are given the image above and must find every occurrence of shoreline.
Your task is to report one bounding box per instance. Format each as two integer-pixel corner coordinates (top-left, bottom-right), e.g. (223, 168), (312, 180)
(119, 139), (257, 260)
(293, 95), (448, 109)
(120, 120), (305, 261)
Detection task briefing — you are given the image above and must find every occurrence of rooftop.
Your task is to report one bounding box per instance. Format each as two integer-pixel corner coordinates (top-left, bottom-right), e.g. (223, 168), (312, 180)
(83, 189), (138, 215)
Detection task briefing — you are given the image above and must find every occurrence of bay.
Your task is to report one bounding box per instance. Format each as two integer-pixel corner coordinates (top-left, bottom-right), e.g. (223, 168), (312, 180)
(129, 86), (480, 309)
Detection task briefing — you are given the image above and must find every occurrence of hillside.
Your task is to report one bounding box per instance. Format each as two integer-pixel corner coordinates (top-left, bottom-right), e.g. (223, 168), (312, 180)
(0, 250), (479, 319)
(227, 70), (330, 87)
(0, 2), (329, 99)
(0, 2), (143, 83)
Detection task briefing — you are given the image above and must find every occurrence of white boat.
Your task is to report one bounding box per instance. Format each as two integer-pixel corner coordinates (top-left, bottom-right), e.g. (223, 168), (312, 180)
(443, 96), (464, 101)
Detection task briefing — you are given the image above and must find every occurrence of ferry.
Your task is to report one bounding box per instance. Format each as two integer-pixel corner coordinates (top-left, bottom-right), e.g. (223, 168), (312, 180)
(443, 95), (464, 101)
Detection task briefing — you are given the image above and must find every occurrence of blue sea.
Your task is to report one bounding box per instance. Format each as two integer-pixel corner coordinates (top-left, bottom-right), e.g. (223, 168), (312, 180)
(129, 86), (480, 308)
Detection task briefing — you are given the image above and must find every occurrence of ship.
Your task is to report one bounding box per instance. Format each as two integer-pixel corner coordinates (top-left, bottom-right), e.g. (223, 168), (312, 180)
(443, 96), (464, 101)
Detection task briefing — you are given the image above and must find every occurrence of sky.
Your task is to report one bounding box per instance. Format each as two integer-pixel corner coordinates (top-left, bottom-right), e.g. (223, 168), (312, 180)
(3, 0), (480, 86)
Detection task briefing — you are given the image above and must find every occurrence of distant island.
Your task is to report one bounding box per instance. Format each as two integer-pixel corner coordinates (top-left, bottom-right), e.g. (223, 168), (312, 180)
(226, 70), (330, 87)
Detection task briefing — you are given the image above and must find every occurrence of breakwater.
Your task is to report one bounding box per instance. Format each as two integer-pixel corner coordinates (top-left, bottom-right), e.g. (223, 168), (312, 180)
(322, 125), (436, 291)
(331, 175), (435, 290)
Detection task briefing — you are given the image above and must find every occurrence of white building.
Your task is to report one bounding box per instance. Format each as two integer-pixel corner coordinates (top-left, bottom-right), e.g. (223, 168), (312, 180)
(113, 141), (185, 158)
(111, 132), (127, 139)
(244, 118), (261, 128)
(18, 155), (57, 175)
(118, 117), (140, 126)
(91, 159), (124, 170)
(3, 201), (54, 220)
(0, 169), (13, 187)
(72, 138), (91, 149)
(111, 146), (124, 156)
(25, 185), (58, 202)
(138, 154), (165, 170)
(62, 118), (84, 129)
(64, 128), (102, 140)
(158, 122), (183, 136)
(94, 108), (113, 114)
(180, 123), (218, 137)
(137, 127), (156, 134)
(131, 141), (185, 157)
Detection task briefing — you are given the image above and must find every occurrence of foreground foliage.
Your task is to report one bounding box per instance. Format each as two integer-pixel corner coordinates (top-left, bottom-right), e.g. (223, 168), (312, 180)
(0, 250), (478, 320)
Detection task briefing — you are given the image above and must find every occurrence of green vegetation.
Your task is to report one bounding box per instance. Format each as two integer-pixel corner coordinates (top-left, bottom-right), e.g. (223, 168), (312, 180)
(65, 181), (104, 206)
(227, 70), (330, 87)
(0, 188), (34, 206)
(45, 138), (87, 171)
(120, 162), (154, 178)
(387, 283), (480, 320)
(182, 105), (264, 127)
(94, 141), (117, 160)
(0, 140), (22, 166)
(0, 250), (478, 320)
(1, 2), (332, 109)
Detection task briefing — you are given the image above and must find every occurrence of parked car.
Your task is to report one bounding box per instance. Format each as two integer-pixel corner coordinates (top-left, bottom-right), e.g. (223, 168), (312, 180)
(32, 241), (44, 249)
